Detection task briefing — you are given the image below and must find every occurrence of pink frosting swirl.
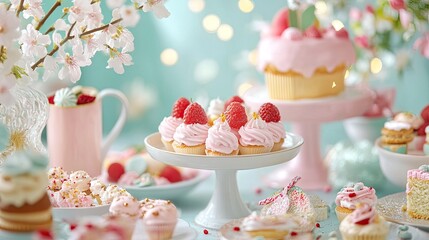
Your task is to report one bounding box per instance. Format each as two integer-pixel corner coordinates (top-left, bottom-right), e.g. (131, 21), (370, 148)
(173, 123), (209, 146)
(158, 116), (183, 142)
(206, 118), (239, 154)
(239, 115), (274, 148)
(335, 182), (377, 209)
(267, 122), (286, 143)
(348, 204), (376, 225)
(408, 165), (429, 180)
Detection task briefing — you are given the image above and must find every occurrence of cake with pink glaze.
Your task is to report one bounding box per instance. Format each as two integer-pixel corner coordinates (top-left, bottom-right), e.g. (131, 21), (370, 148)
(335, 182), (377, 222)
(238, 112), (274, 155)
(140, 198), (178, 240)
(173, 102), (209, 155)
(406, 165), (429, 220)
(258, 102), (286, 151)
(258, 4), (355, 100)
(205, 114), (239, 156)
(339, 204), (388, 240)
(158, 97), (190, 151)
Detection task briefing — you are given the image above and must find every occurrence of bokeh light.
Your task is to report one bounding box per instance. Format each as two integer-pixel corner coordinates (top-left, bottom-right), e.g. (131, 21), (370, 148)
(194, 59), (219, 83)
(247, 49), (258, 66)
(203, 14), (221, 33)
(160, 48), (178, 66)
(217, 24), (234, 41)
(315, 1), (328, 15)
(238, 0), (254, 13)
(331, 19), (344, 30)
(188, 0), (205, 13)
(344, 69), (350, 79)
(238, 82), (254, 96)
(370, 57), (383, 74)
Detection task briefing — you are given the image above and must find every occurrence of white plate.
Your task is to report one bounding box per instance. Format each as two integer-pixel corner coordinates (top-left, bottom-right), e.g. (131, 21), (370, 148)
(125, 170), (211, 200)
(132, 219), (197, 240)
(377, 192), (429, 231)
(219, 218), (426, 239)
(52, 204), (110, 221)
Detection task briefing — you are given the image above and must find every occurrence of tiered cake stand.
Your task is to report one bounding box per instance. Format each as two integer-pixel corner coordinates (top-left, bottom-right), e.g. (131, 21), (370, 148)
(243, 86), (373, 190)
(144, 132), (303, 229)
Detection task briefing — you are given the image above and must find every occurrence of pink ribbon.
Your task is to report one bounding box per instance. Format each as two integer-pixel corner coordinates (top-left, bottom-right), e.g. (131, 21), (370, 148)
(258, 176), (301, 205)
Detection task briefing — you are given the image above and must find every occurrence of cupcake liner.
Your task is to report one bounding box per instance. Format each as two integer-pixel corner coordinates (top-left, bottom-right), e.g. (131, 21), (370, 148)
(161, 139), (174, 152)
(239, 145), (272, 155)
(205, 149), (239, 156)
(335, 206), (352, 222)
(340, 232), (387, 240)
(264, 67), (346, 100)
(271, 138), (285, 152)
(144, 222), (177, 240)
(172, 142), (205, 155)
(246, 229), (289, 239)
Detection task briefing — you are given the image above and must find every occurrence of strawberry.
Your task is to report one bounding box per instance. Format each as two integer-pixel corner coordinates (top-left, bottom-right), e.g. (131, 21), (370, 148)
(417, 122), (429, 136)
(305, 26), (322, 38)
(224, 95), (244, 111)
(259, 102), (281, 123)
(271, 8), (289, 36)
(77, 94), (96, 105)
(172, 97), (190, 119)
(355, 218), (370, 225)
(159, 166), (182, 183)
(421, 105), (429, 122)
(48, 95), (55, 104)
(183, 102), (208, 124)
(335, 28), (349, 39)
(107, 162), (125, 182)
(225, 102), (247, 130)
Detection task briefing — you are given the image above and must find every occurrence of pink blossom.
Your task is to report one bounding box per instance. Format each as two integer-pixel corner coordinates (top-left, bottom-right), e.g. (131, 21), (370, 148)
(414, 33), (429, 59)
(354, 35), (371, 49)
(365, 5), (375, 14)
(399, 9), (412, 28)
(349, 7), (362, 22)
(389, 0), (406, 10)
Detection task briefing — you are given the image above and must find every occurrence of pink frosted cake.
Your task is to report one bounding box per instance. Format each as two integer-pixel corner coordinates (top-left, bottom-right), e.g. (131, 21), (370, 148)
(258, 6), (355, 100)
(406, 165), (429, 219)
(335, 182), (377, 221)
(258, 102), (286, 151)
(205, 114), (239, 156)
(140, 198), (178, 240)
(172, 102), (209, 155)
(238, 112), (274, 155)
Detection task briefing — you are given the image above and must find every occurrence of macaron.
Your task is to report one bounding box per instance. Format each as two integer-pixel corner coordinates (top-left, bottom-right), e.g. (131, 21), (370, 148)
(125, 155), (147, 176)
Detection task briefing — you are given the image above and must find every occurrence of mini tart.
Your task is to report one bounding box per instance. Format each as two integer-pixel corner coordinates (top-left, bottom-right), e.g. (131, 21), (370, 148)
(381, 127), (414, 144)
(172, 142), (205, 155)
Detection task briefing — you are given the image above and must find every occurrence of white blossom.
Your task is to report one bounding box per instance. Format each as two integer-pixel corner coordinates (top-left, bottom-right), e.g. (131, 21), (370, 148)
(0, 75), (16, 107)
(107, 48), (133, 74)
(86, 2), (104, 29)
(0, 8), (20, 48)
(22, 0), (44, 20)
(142, 0), (170, 19)
(42, 55), (58, 81)
(118, 6), (140, 27)
(68, 0), (93, 23)
(57, 45), (91, 83)
(107, 0), (125, 9)
(19, 24), (51, 59)
(54, 19), (69, 32)
(109, 26), (135, 52)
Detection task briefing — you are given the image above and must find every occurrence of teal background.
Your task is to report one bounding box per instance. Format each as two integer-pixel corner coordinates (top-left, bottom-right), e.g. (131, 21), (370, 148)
(59, 0), (429, 153)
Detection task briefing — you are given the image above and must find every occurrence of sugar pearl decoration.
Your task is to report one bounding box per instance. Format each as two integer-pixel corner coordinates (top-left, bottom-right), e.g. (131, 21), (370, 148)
(281, 27), (303, 41)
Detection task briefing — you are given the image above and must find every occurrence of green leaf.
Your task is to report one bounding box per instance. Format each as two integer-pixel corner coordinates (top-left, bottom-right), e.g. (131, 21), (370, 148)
(301, 5), (316, 30)
(289, 10), (298, 28)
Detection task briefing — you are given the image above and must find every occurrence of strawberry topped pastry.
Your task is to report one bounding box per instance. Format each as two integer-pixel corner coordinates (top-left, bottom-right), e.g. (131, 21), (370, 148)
(158, 97), (190, 151)
(205, 114), (239, 156)
(335, 182), (377, 222)
(224, 95), (244, 111)
(238, 112), (274, 155)
(225, 102), (248, 139)
(173, 102), (209, 155)
(258, 4), (355, 100)
(339, 204), (388, 240)
(48, 86), (97, 107)
(259, 102), (286, 151)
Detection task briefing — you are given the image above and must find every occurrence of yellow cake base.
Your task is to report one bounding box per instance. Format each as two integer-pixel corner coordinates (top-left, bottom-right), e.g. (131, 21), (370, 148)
(335, 206), (353, 222)
(407, 178), (429, 220)
(205, 149), (239, 156)
(172, 142), (206, 155)
(239, 145), (272, 155)
(246, 229), (289, 239)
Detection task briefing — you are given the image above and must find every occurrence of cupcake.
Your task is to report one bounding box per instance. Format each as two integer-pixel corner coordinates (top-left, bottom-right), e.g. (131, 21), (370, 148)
(380, 120), (414, 154)
(257, 6), (355, 100)
(225, 102), (248, 139)
(335, 182), (377, 222)
(394, 112), (424, 150)
(205, 114), (239, 156)
(259, 102), (286, 151)
(109, 195), (140, 239)
(339, 204), (388, 240)
(241, 212), (299, 239)
(238, 112), (274, 155)
(158, 97), (190, 151)
(172, 102), (209, 155)
(207, 98), (224, 126)
(140, 199), (178, 240)
(0, 151), (52, 232)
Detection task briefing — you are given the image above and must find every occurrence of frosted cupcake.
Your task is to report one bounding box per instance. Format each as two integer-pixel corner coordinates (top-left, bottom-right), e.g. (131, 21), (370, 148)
(259, 102), (286, 151)
(159, 97), (190, 151)
(340, 204), (388, 240)
(241, 212), (300, 239)
(109, 195), (140, 239)
(238, 112), (274, 155)
(381, 120), (414, 154)
(140, 199), (178, 240)
(335, 182), (377, 222)
(205, 114), (239, 156)
(207, 98), (224, 126)
(173, 102), (209, 155)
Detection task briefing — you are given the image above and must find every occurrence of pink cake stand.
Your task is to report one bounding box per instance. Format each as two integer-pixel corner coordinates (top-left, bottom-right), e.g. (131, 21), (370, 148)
(144, 132), (303, 229)
(243, 86), (373, 190)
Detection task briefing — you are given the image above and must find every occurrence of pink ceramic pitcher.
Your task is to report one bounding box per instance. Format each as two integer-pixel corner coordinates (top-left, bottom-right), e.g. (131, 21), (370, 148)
(47, 89), (128, 177)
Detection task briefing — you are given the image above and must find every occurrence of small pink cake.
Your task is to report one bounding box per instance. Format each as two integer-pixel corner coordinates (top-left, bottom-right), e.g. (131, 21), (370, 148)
(205, 114), (239, 156)
(238, 112), (274, 155)
(109, 196), (140, 239)
(241, 212), (301, 239)
(159, 97), (190, 151)
(140, 199), (178, 240)
(258, 102), (286, 151)
(406, 165), (429, 219)
(335, 182), (377, 221)
(172, 102), (209, 155)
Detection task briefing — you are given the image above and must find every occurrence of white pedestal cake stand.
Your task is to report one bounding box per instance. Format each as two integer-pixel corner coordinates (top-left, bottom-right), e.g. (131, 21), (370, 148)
(144, 132), (303, 230)
(243, 86), (372, 190)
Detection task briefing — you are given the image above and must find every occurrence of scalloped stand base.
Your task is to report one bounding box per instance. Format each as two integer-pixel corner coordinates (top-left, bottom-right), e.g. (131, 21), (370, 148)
(194, 170), (250, 229)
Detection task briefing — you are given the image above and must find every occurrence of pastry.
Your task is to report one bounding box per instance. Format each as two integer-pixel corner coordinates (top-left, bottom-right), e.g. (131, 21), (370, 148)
(205, 114), (239, 156)
(140, 199), (178, 240)
(335, 182), (377, 222)
(225, 102), (248, 139)
(380, 120), (414, 154)
(207, 97), (224, 126)
(238, 112), (274, 154)
(258, 102), (286, 151)
(406, 165), (429, 219)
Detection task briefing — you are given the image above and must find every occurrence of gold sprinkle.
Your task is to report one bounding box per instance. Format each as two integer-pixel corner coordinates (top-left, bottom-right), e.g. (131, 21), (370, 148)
(2, 176), (11, 182)
(0, 26), (4, 33)
(152, 211), (159, 216)
(146, 204), (154, 209)
(167, 200), (171, 204)
(123, 202), (128, 207)
(145, 198), (149, 202)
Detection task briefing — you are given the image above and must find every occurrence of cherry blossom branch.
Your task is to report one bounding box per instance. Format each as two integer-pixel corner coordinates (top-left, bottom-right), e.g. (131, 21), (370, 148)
(15, 0), (24, 17)
(80, 18), (122, 37)
(36, 1), (62, 31)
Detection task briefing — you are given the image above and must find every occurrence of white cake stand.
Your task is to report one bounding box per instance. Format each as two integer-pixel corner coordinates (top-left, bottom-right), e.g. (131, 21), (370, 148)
(144, 132), (303, 230)
(243, 86), (372, 190)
